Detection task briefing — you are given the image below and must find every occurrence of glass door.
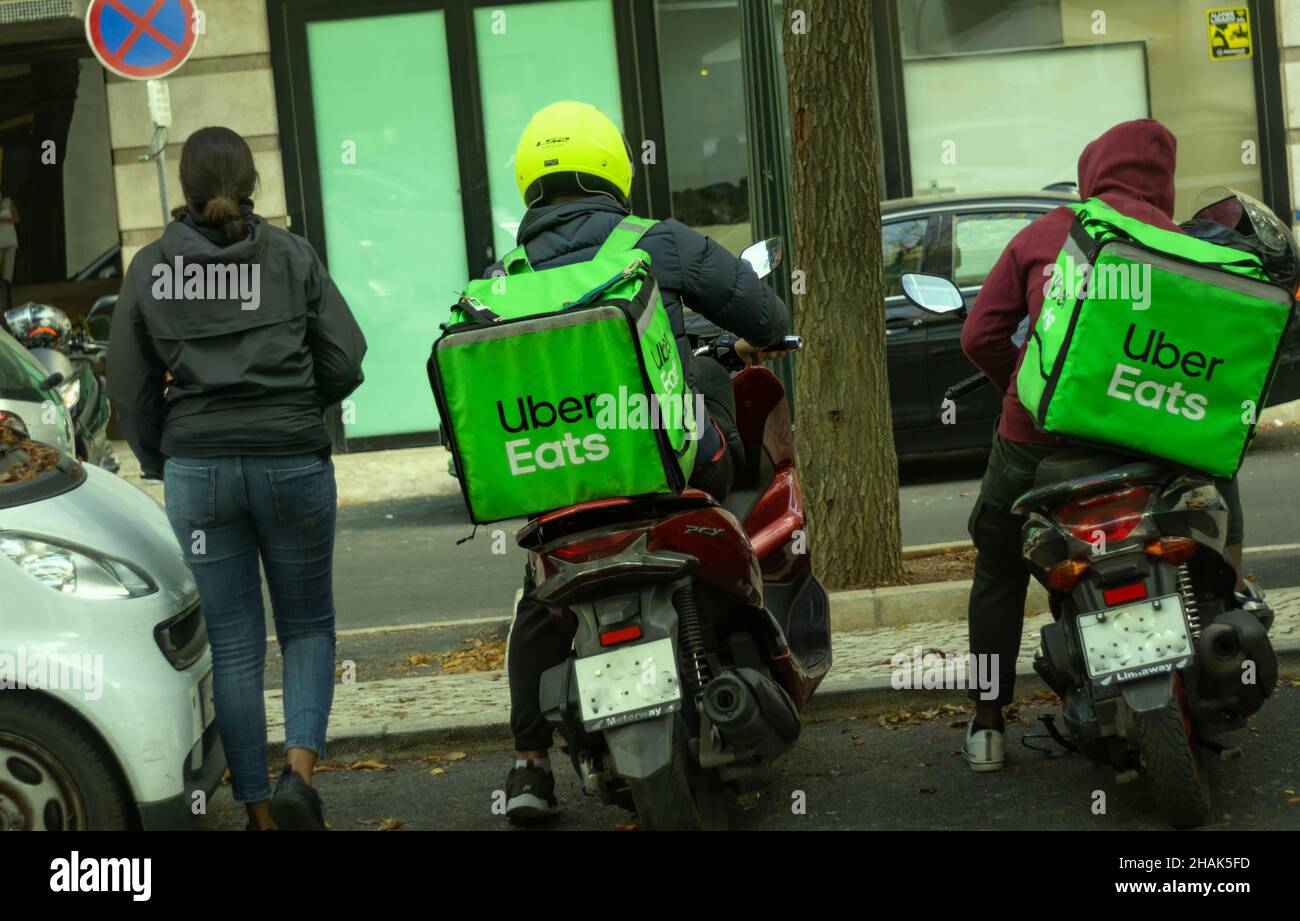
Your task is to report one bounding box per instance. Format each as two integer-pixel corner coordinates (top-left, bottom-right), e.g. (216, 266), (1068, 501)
(272, 0), (634, 445)
(305, 10), (467, 440)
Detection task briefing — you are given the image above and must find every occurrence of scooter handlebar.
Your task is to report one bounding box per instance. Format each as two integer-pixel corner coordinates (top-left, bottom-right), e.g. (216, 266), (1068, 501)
(945, 372), (990, 402)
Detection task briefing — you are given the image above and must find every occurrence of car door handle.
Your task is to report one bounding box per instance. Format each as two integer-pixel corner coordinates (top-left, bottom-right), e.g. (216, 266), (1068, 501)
(885, 317), (921, 335)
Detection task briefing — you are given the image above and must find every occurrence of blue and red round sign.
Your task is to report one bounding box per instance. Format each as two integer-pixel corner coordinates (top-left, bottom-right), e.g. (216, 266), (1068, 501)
(85, 0), (199, 81)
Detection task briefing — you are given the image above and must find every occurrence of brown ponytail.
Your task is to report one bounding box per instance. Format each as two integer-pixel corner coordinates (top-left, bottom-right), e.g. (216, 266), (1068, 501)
(176, 126), (259, 241)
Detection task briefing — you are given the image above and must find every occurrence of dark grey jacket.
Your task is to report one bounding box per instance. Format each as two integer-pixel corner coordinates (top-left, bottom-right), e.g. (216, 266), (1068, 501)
(502, 197), (789, 385)
(108, 215), (366, 478)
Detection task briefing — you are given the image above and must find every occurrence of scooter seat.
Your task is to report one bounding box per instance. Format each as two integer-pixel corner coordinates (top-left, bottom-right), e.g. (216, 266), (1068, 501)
(1032, 448), (1148, 488)
(1013, 449), (1169, 516)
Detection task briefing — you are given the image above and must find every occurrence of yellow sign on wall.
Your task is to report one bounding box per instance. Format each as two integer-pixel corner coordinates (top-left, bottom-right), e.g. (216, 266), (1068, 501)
(1208, 7), (1252, 61)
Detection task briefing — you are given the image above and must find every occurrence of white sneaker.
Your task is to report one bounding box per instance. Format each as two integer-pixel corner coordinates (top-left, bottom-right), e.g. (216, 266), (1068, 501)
(963, 721), (1005, 772)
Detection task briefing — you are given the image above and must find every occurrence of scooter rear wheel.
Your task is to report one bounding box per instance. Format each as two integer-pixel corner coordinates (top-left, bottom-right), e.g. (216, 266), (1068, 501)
(627, 719), (727, 831)
(1135, 694), (1213, 829)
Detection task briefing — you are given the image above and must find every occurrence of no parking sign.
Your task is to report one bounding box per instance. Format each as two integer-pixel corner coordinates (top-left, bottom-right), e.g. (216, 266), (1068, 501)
(85, 0), (200, 80)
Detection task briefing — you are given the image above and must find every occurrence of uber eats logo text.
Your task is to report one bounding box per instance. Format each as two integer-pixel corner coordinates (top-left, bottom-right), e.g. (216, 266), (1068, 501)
(496, 387), (704, 476)
(1106, 323), (1224, 420)
(498, 393), (610, 474)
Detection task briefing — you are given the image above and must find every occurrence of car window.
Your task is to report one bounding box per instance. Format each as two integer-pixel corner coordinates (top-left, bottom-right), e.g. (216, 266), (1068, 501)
(952, 211), (1038, 288)
(882, 218), (927, 298)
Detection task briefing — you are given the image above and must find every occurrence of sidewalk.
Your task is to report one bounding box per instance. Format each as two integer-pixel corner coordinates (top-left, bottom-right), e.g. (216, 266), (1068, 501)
(268, 588), (1300, 751)
(113, 441), (462, 507)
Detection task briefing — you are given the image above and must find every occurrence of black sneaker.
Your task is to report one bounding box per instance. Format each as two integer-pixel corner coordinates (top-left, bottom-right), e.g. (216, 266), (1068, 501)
(505, 760), (560, 823)
(269, 765), (327, 831)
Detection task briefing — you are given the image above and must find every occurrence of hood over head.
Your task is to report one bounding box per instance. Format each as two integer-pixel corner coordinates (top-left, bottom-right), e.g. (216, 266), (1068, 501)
(1077, 119), (1177, 220)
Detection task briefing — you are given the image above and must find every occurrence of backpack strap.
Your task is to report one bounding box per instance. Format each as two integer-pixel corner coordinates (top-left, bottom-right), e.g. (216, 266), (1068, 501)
(595, 215), (658, 260)
(500, 245), (532, 276)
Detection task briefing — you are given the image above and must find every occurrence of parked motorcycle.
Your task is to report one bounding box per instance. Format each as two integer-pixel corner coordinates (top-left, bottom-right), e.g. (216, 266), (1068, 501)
(3, 301), (118, 472)
(520, 238), (829, 830)
(900, 258), (1282, 828)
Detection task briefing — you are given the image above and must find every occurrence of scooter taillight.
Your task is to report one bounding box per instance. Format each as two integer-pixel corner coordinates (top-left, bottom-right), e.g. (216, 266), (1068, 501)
(550, 529), (644, 564)
(1056, 486), (1154, 544)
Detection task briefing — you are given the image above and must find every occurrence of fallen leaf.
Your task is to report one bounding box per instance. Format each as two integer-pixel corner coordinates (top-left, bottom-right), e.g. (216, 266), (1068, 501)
(442, 751), (467, 761)
(349, 759), (393, 771)
(429, 767), (447, 776)
(377, 817), (404, 831)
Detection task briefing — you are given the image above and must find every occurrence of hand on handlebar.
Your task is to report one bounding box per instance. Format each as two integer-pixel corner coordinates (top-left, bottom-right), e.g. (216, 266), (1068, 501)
(734, 338), (788, 367)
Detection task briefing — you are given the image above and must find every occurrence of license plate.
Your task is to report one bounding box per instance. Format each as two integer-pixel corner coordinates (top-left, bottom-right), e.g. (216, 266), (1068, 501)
(199, 670), (215, 730)
(1078, 593), (1194, 683)
(572, 637), (682, 732)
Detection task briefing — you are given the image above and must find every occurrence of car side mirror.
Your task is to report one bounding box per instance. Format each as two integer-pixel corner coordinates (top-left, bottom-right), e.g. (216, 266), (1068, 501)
(900, 273), (965, 316)
(741, 237), (783, 279)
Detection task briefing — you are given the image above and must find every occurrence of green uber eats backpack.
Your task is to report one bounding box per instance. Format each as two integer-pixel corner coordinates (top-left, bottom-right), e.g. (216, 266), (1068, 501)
(1017, 197), (1294, 478)
(428, 215), (699, 524)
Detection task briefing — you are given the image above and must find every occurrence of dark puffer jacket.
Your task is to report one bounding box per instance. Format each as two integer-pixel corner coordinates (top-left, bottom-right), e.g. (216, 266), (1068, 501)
(499, 196), (789, 386)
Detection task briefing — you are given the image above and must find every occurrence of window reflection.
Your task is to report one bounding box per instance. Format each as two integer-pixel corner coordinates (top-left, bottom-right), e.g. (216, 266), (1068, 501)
(655, 0), (751, 254)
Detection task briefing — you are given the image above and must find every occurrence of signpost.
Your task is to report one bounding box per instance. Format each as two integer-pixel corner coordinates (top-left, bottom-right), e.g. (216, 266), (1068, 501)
(84, 0), (200, 226)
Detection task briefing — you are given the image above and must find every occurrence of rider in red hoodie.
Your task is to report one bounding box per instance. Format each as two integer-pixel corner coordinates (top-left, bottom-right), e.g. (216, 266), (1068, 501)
(956, 119), (1245, 772)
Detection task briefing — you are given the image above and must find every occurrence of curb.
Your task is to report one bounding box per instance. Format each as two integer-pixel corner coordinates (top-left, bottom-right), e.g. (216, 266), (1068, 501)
(276, 645), (1300, 759)
(830, 578), (1048, 630)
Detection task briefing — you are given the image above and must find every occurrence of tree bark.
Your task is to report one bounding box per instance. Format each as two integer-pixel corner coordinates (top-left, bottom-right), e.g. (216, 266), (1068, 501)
(783, 2), (905, 589)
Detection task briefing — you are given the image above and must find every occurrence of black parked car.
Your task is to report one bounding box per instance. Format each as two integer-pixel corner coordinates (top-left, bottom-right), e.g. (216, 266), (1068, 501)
(881, 188), (1300, 454)
(880, 189), (1080, 454)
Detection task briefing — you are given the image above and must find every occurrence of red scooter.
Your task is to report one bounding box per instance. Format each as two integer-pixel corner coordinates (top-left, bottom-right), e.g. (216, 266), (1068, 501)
(519, 240), (830, 829)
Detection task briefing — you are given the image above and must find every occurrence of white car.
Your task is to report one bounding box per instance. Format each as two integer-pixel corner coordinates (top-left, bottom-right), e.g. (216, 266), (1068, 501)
(0, 430), (224, 830)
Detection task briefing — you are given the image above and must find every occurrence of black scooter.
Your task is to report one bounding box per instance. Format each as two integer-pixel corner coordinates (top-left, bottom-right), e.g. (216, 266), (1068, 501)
(899, 270), (1278, 829)
(3, 301), (118, 471)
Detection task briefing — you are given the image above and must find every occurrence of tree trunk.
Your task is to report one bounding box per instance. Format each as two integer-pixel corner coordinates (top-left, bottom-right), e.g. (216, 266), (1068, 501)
(783, 2), (904, 589)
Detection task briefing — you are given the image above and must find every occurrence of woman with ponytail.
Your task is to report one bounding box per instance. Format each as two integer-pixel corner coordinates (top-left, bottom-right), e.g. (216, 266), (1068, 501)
(108, 126), (367, 831)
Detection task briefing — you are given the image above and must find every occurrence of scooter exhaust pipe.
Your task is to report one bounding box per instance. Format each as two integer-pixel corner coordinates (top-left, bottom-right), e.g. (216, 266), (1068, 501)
(1197, 610), (1276, 716)
(701, 668), (800, 761)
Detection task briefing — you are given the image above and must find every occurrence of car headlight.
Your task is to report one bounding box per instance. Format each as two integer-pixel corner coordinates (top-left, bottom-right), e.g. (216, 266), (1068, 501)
(57, 377), (81, 411)
(0, 532), (156, 598)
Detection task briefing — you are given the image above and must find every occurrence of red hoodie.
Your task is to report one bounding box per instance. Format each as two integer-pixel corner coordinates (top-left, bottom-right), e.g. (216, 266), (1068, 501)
(960, 119), (1182, 444)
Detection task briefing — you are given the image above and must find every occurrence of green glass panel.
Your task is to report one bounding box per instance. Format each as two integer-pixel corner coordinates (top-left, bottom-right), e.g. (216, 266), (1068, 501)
(307, 12), (466, 438)
(474, 1), (624, 259)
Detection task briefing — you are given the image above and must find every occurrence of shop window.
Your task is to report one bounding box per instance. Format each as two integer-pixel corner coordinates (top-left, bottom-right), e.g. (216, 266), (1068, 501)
(474, 0), (623, 261)
(0, 58), (120, 310)
(655, 0), (750, 254)
(897, 0), (1266, 219)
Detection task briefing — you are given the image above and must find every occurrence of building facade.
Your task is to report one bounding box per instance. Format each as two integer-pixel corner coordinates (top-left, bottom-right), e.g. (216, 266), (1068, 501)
(0, 0), (1296, 448)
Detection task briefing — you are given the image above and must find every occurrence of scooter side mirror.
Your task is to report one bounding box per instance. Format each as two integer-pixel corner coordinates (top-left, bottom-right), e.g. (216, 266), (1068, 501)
(900, 273), (965, 315)
(741, 237), (784, 279)
(86, 295), (117, 344)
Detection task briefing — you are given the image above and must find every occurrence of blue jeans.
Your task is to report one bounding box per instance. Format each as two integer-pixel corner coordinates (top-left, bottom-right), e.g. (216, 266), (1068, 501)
(164, 453), (338, 803)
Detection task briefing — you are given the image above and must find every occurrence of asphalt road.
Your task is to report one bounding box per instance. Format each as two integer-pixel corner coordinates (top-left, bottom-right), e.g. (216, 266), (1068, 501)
(200, 684), (1300, 831)
(310, 426), (1300, 632)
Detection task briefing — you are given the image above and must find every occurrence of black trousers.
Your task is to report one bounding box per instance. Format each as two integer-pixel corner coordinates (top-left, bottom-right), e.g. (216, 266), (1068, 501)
(508, 357), (740, 751)
(967, 434), (1245, 707)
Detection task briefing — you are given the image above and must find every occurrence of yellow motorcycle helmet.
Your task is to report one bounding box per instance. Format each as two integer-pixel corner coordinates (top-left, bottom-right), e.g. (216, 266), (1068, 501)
(515, 101), (633, 208)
